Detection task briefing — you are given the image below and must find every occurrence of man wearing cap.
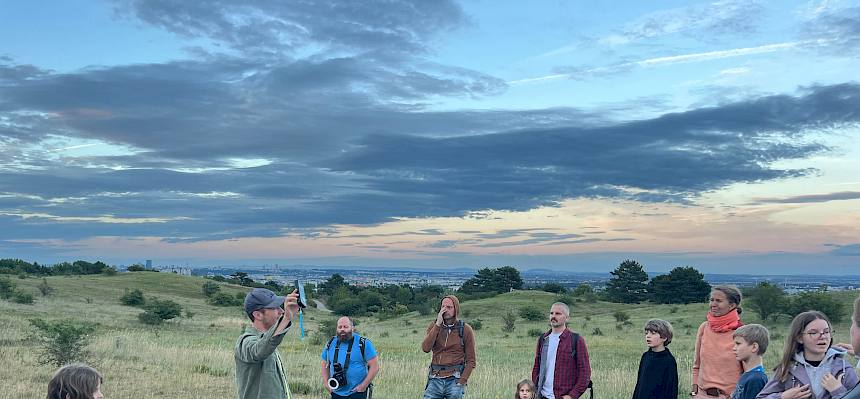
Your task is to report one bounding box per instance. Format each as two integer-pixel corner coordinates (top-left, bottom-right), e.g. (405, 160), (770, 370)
(235, 287), (300, 399)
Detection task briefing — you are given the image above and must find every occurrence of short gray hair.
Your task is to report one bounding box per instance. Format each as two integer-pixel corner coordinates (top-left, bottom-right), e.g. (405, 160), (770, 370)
(551, 302), (570, 317)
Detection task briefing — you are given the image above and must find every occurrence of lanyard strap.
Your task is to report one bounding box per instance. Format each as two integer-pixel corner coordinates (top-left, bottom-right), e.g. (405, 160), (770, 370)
(331, 337), (355, 373)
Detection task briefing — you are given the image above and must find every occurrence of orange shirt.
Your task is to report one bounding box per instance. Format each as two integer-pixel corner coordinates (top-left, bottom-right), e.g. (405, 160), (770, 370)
(692, 321), (744, 395)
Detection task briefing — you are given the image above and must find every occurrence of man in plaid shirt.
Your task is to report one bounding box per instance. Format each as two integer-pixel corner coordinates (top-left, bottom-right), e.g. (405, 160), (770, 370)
(531, 302), (592, 399)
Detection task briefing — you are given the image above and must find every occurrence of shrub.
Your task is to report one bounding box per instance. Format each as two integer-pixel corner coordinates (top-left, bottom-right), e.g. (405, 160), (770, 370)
(787, 291), (844, 323)
(29, 319), (94, 367)
(37, 278), (54, 296)
(103, 266), (118, 276)
(592, 327), (604, 336)
(612, 310), (630, 323)
(120, 289), (146, 306)
(501, 309), (517, 333)
(469, 319), (483, 331)
(13, 291), (34, 304)
(527, 328), (544, 337)
(202, 281), (221, 297)
(139, 298), (182, 325)
(0, 277), (16, 299)
(519, 306), (544, 321)
(208, 292), (241, 306)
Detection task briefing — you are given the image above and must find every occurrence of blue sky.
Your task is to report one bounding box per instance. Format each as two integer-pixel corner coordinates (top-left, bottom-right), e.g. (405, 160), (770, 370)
(1, 0), (859, 274)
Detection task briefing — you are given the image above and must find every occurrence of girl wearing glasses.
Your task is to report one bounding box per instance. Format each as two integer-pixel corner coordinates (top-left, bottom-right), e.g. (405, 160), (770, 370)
(756, 311), (858, 399)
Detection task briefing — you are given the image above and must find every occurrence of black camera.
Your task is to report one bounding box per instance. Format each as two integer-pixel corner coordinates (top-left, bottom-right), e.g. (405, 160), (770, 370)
(327, 363), (347, 390)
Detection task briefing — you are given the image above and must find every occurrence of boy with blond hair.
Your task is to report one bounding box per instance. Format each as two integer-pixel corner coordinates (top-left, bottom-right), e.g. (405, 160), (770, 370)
(730, 324), (769, 399)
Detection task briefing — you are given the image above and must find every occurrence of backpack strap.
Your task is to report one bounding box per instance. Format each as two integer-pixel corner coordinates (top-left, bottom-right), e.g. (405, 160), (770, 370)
(570, 332), (594, 399)
(359, 336), (368, 365)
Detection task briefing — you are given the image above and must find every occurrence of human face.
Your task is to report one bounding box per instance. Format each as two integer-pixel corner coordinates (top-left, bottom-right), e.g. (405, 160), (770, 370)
(254, 306), (284, 329)
(549, 304), (568, 329)
(336, 317), (354, 341)
(709, 290), (736, 317)
(93, 382), (103, 399)
(518, 384), (533, 399)
(440, 298), (455, 320)
(733, 337), (758, 362)
(645, 330), (666, 349)
(851, 316), (860, 351)
(798, 318), (832, 358)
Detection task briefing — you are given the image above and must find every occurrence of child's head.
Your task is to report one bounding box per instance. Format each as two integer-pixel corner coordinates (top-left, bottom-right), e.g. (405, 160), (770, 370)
(775, 311), (833, 382)
(732, 324), (769, 361)
(47, 363), (103, 399)
(644, 318), (673, 348)
(515, 379), (536, 399)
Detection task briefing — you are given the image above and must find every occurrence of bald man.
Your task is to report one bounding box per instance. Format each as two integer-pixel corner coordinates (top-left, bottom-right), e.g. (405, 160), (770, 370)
(321, 316), (380, 399)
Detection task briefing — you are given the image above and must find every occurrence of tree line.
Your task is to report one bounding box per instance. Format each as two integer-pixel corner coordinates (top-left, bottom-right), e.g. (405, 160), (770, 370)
(0, 258), (117, 276)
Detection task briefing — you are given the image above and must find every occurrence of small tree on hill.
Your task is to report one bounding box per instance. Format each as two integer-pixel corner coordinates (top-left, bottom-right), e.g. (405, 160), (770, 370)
(605, 260), (649, 303)
(745, 282), (787, 321)
(120, 289), (146, 306)
(37, 278), (54, 296)
(30, 319), (94, 367)
(460, 266), (523, 295)
(502, 309), (517, 333)
(202, 281), (220, 297)
(139, 298), (182, 325)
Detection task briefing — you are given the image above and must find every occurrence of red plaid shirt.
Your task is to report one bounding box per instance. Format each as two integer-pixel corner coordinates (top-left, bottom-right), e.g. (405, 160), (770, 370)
(531, 329), (591, 399)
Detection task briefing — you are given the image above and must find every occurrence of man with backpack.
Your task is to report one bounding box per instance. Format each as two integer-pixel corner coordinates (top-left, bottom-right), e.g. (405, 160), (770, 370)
(321, 316), (379, 399)
(421, 295), (477, 399)
(532, 302), (592, 399)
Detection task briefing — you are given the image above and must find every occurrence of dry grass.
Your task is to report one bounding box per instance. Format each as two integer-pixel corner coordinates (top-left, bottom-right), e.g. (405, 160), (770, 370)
(1, 273), (856, 398)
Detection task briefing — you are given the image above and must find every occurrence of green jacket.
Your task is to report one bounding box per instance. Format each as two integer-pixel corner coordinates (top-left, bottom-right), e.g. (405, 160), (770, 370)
(235, 319), (291, 399)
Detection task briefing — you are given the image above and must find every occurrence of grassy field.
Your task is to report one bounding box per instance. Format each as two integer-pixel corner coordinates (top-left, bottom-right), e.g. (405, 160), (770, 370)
(1, 272), (858, 399)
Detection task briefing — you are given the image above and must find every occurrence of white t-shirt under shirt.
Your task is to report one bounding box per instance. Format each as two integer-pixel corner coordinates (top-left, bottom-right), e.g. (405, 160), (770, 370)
(541, 332), (562, 399)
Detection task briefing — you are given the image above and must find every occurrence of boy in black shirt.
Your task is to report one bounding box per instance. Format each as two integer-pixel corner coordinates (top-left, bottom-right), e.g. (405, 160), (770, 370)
(632, 319), (678, 399)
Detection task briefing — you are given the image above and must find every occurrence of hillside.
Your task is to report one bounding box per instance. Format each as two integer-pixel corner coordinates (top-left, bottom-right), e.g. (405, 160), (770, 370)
(1, 272), (857, 398)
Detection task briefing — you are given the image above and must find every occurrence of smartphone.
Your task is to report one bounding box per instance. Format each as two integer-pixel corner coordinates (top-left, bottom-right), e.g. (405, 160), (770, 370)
(294, 279), (307, 308)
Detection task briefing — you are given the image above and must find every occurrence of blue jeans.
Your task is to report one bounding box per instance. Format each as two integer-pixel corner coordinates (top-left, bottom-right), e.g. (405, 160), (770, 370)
(423, 377), (466, 399)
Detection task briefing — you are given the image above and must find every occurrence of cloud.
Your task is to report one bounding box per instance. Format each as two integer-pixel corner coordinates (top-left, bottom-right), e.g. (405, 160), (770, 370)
(113, 0), (466, 59)
(751, 191), (860, 204)
(802, 5), (860, 54)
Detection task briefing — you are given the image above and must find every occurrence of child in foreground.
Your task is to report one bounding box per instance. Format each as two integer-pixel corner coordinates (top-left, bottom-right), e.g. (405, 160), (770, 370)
(731, 324), (769, 399)
(515, 379), (536, 399)
(47, 363), (104, 399)
(632, 318), (678, 399)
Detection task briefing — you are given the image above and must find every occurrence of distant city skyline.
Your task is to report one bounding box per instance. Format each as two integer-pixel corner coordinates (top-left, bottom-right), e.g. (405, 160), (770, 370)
(1, 1), (859, 274)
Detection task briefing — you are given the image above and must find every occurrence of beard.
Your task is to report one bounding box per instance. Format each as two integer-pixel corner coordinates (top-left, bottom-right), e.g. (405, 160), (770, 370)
(337, 331), (353, 341)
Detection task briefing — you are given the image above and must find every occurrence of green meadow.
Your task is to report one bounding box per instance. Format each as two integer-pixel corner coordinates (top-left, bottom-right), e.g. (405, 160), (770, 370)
(1, 272), (857, 399)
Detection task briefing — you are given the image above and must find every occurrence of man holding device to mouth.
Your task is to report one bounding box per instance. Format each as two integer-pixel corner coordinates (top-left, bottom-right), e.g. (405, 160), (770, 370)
(235, 287), (302, 399)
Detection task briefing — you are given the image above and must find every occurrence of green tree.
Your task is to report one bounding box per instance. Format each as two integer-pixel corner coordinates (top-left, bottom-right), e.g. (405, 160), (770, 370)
(541, 283), (567, 294)
(0, 276), (17, 299)
(139, 298), (183, 325)
(460, 266), (523, 295)
(571, 283), (594, 297)
(120, 289), (146, 306)
(787, 291), (844, 323)
(744, 282), (787, 321)
(30, 319), (94, 367)
(649, 266), (711, 304)
(201, 281), (221, 297)
(605, 259), (649, 303)
(501, 309), (517, 333)
(519, 306), (544, 321)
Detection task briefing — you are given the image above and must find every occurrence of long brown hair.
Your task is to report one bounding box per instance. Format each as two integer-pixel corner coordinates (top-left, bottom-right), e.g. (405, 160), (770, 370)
(47, 363), (102, 399)
(514, 379), (537, 399)
(774, 311), (832, 382)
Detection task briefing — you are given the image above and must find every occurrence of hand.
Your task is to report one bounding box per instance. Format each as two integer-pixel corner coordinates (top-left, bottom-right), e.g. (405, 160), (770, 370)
(690, 384), (698, 396)
(283, 290), (300, 319)
(821, 373), (842, 393)
(353, 382), (368, 392)
(435, 308), (445, 326)
(835, 342), (856, 356)
(782, 384), (812, 399)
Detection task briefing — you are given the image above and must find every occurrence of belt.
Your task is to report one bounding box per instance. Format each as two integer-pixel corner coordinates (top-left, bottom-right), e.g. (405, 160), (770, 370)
(704, 387), (724, 397)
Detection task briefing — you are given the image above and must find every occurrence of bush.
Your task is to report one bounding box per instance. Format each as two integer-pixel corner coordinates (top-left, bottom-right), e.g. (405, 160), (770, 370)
(13, 291), (34, 304)
(0, 277), (16, 299)
(103, 266), (118, 276)
(202, 281), (221, 297)
(787, 291), (844, 323)
(502, 309), (517, 333)
(469, 319), (483, 331)
(541, 282), (567, 294)
(120, 289), (146, 306)
(138, 311), (163, 325)
(527, 328), (544, 337)
(208, 292), (241, 306)
(592, 327), (604, 336)
(519, 306), (544, 322)
(37, 278), (54, 296)
(612, 310), (630, 323)
(139, 298), (182, 325)
(30, 319), (94, 366)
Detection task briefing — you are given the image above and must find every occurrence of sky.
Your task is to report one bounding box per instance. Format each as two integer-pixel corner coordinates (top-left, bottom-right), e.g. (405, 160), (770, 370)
(1, 0), (859, 274)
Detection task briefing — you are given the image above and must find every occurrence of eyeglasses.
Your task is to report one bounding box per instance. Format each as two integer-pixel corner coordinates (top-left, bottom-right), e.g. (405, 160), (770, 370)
(802, 329), (833, 338)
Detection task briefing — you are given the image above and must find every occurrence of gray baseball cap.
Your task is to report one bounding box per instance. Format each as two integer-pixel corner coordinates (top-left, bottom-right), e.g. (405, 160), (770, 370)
(243, 288), (285, 315)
